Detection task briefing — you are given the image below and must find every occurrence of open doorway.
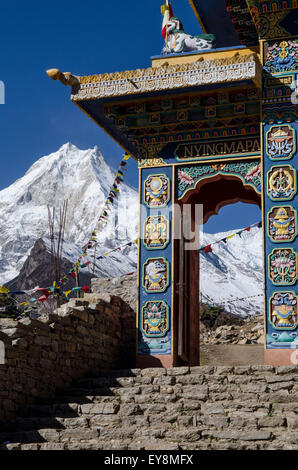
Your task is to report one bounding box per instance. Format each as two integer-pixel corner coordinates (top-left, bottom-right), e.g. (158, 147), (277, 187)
(200, 201), (264, 366)
(174, 169), (264, 366)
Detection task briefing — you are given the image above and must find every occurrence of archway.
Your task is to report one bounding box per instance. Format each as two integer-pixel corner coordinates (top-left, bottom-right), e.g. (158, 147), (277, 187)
(173, 172), (262, 366)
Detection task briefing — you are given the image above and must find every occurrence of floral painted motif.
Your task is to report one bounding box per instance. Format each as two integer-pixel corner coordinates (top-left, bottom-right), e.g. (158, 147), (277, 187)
(269, 248), (297, 285)
(264, 40), (298, 73)
(142, 301), (169, 338)
(177, 169), (195, 186)
(245, 163), (261, 181)
(177, 161), (261, 199)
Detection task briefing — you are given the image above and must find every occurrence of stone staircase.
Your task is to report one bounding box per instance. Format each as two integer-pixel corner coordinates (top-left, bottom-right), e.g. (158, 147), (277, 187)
(0, 365), (297, 450)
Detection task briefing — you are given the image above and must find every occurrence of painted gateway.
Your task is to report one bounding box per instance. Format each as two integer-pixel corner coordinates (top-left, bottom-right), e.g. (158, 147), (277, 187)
(48, 0), (298, 368)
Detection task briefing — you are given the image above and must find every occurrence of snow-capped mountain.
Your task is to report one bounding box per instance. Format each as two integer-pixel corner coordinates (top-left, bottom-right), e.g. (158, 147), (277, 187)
(0, 143), (139, 284)
(200, 227), (264, 316)
(0, 143), (264, 316)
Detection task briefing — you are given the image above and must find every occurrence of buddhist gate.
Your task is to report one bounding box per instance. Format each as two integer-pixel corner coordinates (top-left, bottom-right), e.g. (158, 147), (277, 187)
(48, 0), (298, 368)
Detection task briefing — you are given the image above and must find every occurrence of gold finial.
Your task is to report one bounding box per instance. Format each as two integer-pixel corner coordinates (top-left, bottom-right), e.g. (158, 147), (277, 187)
(46, 68), (79, 86)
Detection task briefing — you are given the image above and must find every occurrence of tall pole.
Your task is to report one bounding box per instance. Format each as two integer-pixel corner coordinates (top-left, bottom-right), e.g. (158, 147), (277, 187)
(75, 265), (80, 299)
(165, 0), (169, 51)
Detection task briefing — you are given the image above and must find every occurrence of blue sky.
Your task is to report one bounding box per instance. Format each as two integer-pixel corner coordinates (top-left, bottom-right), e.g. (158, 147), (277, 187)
(0, 0), (260, 233)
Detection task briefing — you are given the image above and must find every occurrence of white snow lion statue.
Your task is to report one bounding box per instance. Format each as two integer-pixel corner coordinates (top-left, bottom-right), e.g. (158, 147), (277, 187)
(163, 17), (215, 54)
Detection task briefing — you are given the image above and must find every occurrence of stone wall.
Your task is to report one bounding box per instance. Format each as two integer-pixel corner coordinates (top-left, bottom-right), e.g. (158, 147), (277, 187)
(0, 365), (297, 450)
(0, 294), (136, 422)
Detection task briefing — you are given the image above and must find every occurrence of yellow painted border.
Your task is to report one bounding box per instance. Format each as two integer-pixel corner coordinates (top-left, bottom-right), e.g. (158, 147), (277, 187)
(139, 154), (261, 169)
(136, 166), (142, 357)
(260, 38), (268, 354)
(171, 164), (175, 358)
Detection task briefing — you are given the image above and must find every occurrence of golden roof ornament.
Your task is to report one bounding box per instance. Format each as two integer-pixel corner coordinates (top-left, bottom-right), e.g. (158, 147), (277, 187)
(46, 69), (80, 87)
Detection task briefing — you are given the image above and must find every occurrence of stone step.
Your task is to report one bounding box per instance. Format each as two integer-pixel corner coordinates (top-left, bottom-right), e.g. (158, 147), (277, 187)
(1, 402), (296, 440)
(19, 403), (80, 418)
(37, 391), (120, 405)
(14, 396), (298, 421)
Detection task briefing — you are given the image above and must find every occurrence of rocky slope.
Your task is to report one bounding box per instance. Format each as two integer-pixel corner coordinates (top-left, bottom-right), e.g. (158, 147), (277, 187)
(6, 238), (93, 291)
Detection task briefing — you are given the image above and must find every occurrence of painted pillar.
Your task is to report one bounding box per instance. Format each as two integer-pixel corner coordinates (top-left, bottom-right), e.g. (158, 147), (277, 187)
(262, 37), (298, 365)
(136, 164), (174, 368)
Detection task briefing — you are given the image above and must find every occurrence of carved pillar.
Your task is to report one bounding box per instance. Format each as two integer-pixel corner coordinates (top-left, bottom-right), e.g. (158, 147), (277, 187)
(136, 163), (174, 368)
(262, 37), (298, 365)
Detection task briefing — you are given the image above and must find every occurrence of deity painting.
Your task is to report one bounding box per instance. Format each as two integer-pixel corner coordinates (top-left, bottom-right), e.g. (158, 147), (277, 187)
(143, 258), (169, 293)
(269, 248), (297, 286)
(267, 165), (296, 201)
(270, 292), (297, 330)
(266, 126), (295, 160)
(142, 301), (169, 338)
(268, 206), (297, 243)
(144, 174), (170, 207)
(144, 215), (169, 250)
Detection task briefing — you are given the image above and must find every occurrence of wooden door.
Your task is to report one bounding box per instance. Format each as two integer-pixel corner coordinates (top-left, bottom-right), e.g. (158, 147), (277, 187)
(175, 207), (200, 366)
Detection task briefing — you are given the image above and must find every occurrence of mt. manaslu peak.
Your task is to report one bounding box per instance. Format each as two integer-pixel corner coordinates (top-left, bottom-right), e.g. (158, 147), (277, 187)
(0, 143), (139, 284)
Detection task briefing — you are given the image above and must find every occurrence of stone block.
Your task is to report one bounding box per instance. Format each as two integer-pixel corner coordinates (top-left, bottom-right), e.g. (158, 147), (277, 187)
(175, 375), (205, 385)
(276, 366), (298, 375)
(80, 403), (119, 415)
(70, 308), (89, 323)
(201, 430), (272, 441)
(119, 404), (143, 416)
(286, 414), (298, 429)
(152, 376), (176, 386)
(267, 381), (294, 391)
(167, 367), (189, 376)
(141, 368), (166, 377)
(39, 443), (65, 450)
(190, 366), (214, 375)
(38, 429), (60, 442)
(239, 383), (268, 393)
(234, 366), (252, 375)
(258, 416), (286, 428)
(20, 444), (40, 450)
(59, 428), (99, 441)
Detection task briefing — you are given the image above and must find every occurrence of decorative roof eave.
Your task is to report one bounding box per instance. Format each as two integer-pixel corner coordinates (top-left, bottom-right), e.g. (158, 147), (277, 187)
(69, 53), (262, 102)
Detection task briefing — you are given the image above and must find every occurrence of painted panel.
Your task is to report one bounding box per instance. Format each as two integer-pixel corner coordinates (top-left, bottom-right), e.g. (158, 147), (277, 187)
(177, 160), (261, 200)
(263, 37), (298, 350)
(138, 165), (173, 356)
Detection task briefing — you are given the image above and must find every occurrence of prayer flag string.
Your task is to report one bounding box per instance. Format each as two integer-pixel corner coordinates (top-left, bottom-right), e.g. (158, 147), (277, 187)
(200, 221), (262, 254)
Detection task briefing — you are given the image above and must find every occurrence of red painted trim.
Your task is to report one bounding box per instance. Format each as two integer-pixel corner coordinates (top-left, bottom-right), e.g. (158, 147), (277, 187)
(136, 354), (174, 369)
(264, 349), (298, 366)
